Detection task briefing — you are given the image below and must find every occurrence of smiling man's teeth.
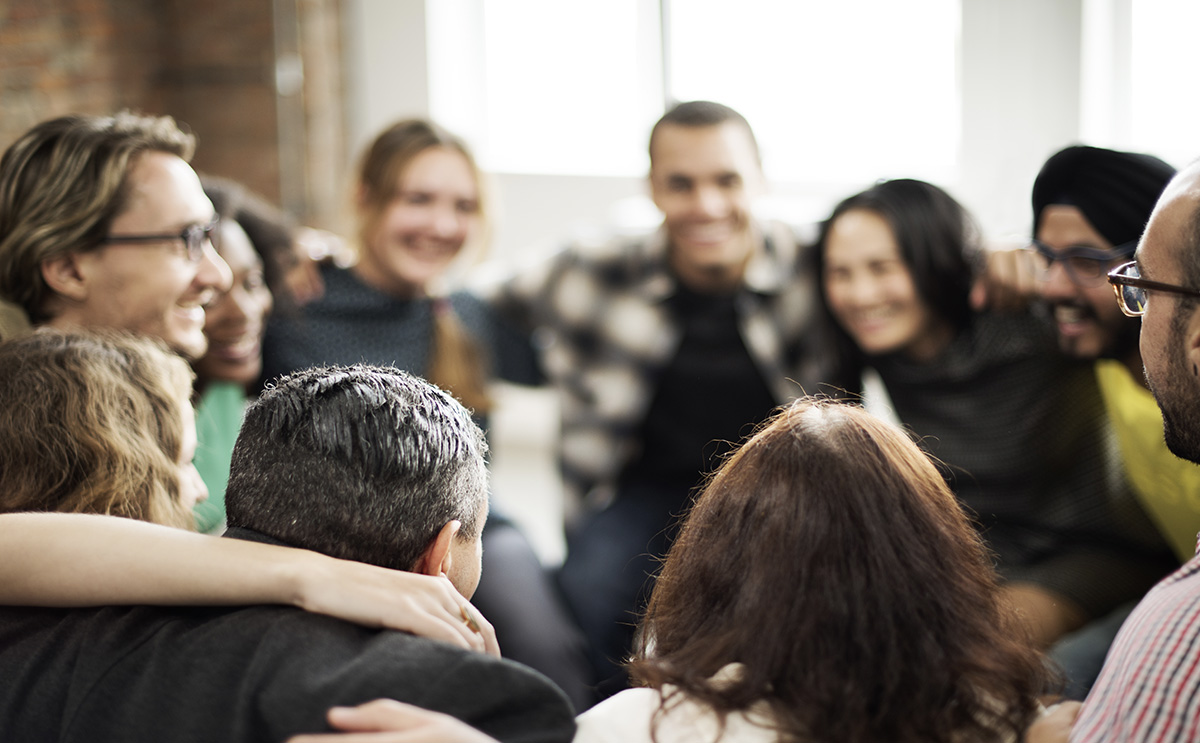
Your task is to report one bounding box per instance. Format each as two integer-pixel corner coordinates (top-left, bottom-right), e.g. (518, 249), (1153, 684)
(176, 303), (205, 322)
(1054, 305), (1087, 324)
(682, 224), (732, 242)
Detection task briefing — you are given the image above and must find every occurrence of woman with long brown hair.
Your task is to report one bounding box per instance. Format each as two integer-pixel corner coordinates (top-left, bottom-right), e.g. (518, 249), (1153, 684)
(575, 398), (1049, 742)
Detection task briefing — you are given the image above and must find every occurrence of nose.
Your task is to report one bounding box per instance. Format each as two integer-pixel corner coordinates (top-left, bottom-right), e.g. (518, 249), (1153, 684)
(431, 204), (467, 240)
(196, 241), (233, 294)
(186, 464), (209, 506)
(691, 184), (729, 220)
(840, 271), (882, 306)
(1039, 259), (1077, 301)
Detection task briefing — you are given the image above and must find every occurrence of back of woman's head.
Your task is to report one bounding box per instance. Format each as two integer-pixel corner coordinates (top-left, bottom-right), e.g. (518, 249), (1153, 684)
(633, 398), (1045, 743)
(817, 178), (980, 335)
(0, 329), (196, 529)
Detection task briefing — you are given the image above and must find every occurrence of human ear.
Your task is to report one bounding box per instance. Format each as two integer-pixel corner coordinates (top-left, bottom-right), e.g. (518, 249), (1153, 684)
(1185, 307), (1200, 379)
(413, 520), (461, 578)
(40, 253), (90, 302)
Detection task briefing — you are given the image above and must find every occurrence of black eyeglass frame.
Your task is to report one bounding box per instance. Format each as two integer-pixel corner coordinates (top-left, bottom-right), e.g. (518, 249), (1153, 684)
(1026, 238), (1137, 287)
(98, 217), (220, 263)
(1107, 260), (1200, 317)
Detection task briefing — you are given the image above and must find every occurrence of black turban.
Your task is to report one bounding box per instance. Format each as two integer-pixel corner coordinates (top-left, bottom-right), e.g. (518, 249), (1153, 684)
(1032, 145), (1176, 248)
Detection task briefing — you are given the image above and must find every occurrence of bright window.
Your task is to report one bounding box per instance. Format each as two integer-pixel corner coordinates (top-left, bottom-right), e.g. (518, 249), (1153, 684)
(471, 0), (663, 176)
(446, 0), (962, 187)
(1130, 0), (1200, 167)
(665, 0), (961, 187)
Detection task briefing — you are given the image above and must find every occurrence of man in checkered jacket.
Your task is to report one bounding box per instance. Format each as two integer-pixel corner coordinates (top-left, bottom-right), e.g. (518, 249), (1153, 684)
(486, 101), (845, 695)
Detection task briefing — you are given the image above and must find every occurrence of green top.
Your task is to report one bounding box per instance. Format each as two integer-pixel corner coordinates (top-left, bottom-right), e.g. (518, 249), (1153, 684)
(192, 381), (247, 534)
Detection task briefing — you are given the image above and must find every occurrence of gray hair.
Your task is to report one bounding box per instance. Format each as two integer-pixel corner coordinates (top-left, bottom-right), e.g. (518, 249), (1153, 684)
(225, 365), (489, 572)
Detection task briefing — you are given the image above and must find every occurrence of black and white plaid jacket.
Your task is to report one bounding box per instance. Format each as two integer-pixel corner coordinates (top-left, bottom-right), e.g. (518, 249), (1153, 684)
(485, 221), (844, 510)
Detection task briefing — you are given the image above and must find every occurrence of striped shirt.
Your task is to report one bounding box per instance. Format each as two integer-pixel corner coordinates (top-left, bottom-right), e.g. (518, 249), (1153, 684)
(1072, 554), (1200, 741)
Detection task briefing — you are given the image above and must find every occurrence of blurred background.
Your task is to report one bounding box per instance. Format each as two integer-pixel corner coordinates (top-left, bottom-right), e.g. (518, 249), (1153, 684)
(3, 0), (1196, 561)
(4, 0), (1197, 255)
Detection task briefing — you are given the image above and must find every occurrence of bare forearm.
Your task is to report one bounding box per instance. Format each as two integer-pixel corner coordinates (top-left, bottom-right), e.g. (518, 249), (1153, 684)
(0, 512), (497, 654)
(0, 512), (307, 606)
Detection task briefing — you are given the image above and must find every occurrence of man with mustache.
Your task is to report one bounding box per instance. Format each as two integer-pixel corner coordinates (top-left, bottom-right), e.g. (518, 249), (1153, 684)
(1027, 145), (1199, 698)
(1028, 158), (1200, 742)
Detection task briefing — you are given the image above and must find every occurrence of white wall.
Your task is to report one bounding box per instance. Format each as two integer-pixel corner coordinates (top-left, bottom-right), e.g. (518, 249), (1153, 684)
(957, 0), (1084, 238)
(342, 0), (1119, 254)
(337, 0), (1138, 562)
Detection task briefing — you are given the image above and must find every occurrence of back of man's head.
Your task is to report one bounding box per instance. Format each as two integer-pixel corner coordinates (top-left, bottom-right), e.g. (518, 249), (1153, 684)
(225, 365), (489, 573)
(648, 100), (760, 164)
(0, 112), (195, 323)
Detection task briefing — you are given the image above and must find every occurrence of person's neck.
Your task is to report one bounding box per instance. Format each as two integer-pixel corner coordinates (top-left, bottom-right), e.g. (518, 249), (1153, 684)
(899, 321), (956, 364)
(351, 261), (425, 300)
(672, 263), (745, 294)
(42, 311), (82, 333)
(668, 245), (754, 296)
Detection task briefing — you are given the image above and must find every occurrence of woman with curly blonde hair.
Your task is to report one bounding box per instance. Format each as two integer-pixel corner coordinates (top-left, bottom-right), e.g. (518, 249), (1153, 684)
(0, 329), (203, 529)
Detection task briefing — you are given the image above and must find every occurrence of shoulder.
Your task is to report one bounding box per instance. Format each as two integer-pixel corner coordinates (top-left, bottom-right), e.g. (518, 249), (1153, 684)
(574, 688), (663, 743)
(447, 290), (494, 328)
(50, 605), (572, 743)
(275, 618), (576, 742)
(1073, 562), (1200, 740)
(575, 684), (778, 743)
(547, 227), (671, 281)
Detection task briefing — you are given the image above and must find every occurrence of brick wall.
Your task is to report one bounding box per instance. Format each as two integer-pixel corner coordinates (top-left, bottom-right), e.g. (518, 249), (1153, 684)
(0, 0), (345, 226)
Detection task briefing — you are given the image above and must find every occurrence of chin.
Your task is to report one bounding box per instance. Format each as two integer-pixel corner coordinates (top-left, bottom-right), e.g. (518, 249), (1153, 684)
(171, 335), (208, 362)
(1164, 419), (1200, 465)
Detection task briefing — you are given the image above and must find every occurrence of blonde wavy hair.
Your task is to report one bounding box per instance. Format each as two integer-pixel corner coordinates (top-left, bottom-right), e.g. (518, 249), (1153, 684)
(0, 329), (197, 529)
(0, 112), (195, 322)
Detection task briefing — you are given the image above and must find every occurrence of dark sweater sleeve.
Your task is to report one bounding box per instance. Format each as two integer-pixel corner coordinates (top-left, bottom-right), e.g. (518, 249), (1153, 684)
(255, 616), (576, 743)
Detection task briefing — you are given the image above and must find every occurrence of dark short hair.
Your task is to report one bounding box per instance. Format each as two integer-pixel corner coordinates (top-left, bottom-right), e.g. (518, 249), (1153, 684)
(225, 365), (489, 572)
(648, 100), (759, 164)
(816, 178), (980, 351)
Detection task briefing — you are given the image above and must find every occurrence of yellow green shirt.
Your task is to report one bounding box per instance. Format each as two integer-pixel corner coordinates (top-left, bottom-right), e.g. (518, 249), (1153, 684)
(1096, 359), (1200, 561)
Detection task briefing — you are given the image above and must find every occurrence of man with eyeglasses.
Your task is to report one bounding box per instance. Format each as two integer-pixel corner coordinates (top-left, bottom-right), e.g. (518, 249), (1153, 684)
(1032, 147), (1200, 563)
(1028, 160), (1200, 742)
(0, 111), (231, 360)
(1021, 145), (1196, 701)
